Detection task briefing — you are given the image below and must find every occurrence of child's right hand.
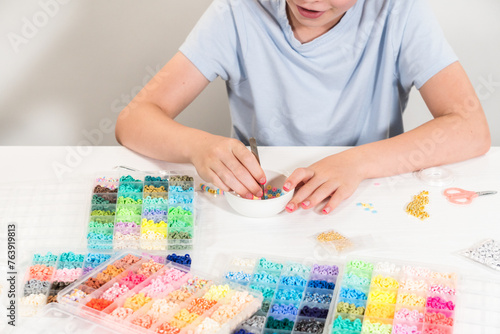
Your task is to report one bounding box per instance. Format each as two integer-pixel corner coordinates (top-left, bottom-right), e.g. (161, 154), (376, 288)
(116, 52), (265, 198)
(189, 134), (266, 199)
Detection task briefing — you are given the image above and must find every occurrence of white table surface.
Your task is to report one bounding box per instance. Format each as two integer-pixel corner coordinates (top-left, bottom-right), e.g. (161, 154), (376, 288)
(1, 146), (499, 332)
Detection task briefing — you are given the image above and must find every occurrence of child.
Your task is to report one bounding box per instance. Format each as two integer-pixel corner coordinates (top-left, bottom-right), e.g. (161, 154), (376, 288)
(116, 0), (490, 214)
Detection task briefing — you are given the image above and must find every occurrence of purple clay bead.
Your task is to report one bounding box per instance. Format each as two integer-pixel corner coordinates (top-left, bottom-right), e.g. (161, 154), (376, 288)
(83, 267), (94, 275)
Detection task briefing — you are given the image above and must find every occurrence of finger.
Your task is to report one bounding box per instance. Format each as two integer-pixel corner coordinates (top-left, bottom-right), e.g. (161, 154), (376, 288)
(205, 170), (231, 192)
(211, 161), (254, 199)
(292, 177), (327, 209)
(223, 152), (264, 197)
(300, 181), (339, 210)
(286, 174), (324, 213)
(322, 186), (352, 215)
(284, 168), (314, 192)
(195, 167), (230, 192)
(233, 144), (267, 186)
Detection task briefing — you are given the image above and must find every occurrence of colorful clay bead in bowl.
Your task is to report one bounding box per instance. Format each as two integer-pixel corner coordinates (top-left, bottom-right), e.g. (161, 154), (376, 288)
(224, 170), (294, 218)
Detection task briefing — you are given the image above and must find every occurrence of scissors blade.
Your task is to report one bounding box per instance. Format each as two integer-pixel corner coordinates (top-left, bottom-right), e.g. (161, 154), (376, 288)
(249, 137), (264, 198)
(476, 191), (498, 197)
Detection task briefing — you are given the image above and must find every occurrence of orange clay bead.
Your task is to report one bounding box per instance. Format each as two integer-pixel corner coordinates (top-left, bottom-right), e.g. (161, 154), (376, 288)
(86, 298), (113, 311)
(154, 322), (181, 334)
(137, 259), (164, 277)
(168, 319), (187, 329)
(96, 265), (124, 283)
(113, 254), (141, 269)
(425, 311), (454, 326)
(397, 293), (426, 307)
(166, 289), (192, 303)
(131, 313), (157, 329)
(188, 298), (217, 315)
(123, 293), (152, 311)
(173, 309), (199, 324)
(28, 265), (54, 281)
(366, 303), (395, 318)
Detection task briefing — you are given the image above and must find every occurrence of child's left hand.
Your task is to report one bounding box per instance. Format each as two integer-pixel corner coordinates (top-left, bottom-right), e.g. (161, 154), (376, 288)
(283, 149), (365, 214)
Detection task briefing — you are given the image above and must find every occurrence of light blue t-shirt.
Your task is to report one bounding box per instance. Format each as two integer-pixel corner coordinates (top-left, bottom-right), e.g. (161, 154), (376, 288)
(179, 0), (457, 146)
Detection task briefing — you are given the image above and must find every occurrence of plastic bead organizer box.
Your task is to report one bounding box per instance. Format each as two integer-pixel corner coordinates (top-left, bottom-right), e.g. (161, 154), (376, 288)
(19, 253), (500, 333)
(88, 171), (196, 251)
(57, 251), (262, 334)
(18, 250), (192, 319)
(224, 254), (343, 334)
(328, 258), (459, 334)
(221, 255), (500, 334)
(14, 170), (500, 333)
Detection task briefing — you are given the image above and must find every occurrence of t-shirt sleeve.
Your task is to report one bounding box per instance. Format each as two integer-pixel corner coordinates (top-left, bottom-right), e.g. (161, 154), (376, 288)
(179, 0), (242, 82)
(394, 0), (458, 90)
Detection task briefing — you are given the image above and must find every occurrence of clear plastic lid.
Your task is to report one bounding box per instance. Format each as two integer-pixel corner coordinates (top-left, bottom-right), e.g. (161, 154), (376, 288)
(416, 167), (454, 187)
(12, 303), (118, 333)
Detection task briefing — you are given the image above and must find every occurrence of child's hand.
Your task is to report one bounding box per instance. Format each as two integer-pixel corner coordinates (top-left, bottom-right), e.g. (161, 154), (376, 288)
(190, 134), (266, 199)
(283, 150), (365, 214)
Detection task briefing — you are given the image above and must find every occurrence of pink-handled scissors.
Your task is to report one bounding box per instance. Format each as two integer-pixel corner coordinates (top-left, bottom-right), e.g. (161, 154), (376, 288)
(443, 188), (497, 205)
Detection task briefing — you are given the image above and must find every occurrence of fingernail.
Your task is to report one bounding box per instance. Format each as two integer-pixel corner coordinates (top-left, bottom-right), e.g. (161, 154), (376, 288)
(301, 201), (310, 208)
(322, 207), (331, 215)
(245, 193), (254, 199)
(283, 182), (291, 191)
(259, 178), (266, 185)
(286, 203), (295, 212)
(257, 191), (263, 198)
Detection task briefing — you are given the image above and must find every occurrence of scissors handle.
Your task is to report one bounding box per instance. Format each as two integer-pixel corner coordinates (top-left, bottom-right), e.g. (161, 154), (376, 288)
(444, 188), (477, 205)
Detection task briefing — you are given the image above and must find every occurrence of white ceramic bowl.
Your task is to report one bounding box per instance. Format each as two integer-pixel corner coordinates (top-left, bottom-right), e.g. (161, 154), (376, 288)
(225, 170), (294, 218)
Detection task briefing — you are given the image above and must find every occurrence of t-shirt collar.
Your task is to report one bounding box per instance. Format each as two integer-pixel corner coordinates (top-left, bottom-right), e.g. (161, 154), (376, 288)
(275, 0), (362, 51)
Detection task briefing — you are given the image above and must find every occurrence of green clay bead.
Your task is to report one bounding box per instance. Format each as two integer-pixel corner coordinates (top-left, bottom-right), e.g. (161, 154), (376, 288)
(90, 210), (115, 216)
(116, 206), (141, 216)
(117, 196), (143, 205)
(119, 175), (141, 182)
(168, 231), (192, 240)
(90, 217), (114, 224)
(92, 195), (110, 205)
(258, 258), (283, 271)
(347, 260), (374, 273)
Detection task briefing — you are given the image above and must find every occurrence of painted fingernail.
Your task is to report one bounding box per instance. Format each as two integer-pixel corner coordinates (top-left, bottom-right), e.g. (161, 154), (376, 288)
(283, 182), (291, 191)
(301, 201), (310, 208)
(286, 203), (295, 212)
(257, 191), (263, 198)
(245, 193), (254, 199)
(322, 207), (331, 215)
(259, 178), (266, 185)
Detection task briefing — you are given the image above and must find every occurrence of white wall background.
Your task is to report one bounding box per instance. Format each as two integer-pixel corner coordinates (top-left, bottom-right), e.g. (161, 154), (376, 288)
(1, 0), (499, 146)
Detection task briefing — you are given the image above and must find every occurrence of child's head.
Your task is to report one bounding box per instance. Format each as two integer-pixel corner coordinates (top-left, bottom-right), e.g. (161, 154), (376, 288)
(286, 0), (357, 32)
